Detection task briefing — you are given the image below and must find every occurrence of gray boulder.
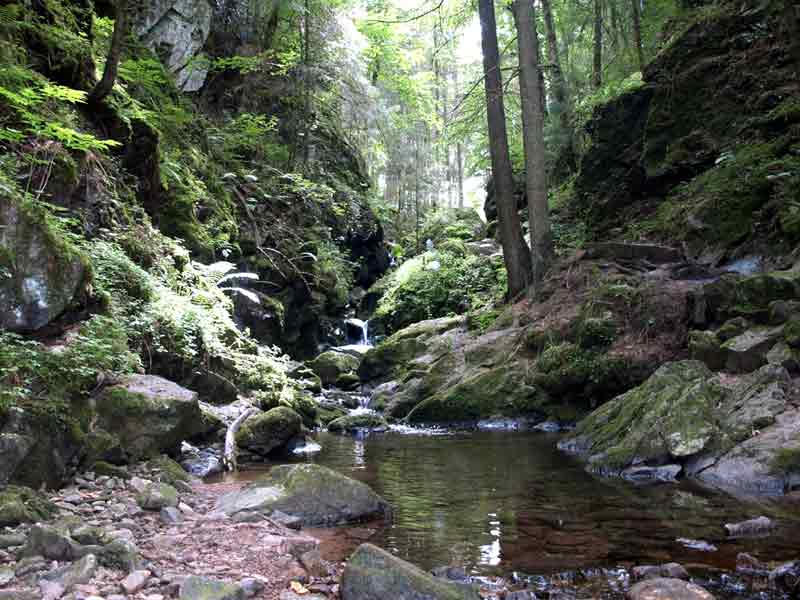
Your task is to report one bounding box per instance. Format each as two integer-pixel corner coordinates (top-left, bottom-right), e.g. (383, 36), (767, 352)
(341, 543), (480, 600)
(215, 464), (390, 526)
(627, 578), (714, 600)
(180, 575), (245, 600)
(134, 0), (213, 91)
(39, 554), (97, 599)
(235, 407), (303, 456)
(95, 375), (205, 462)
(307, 350), (361, 387)
(328, 412), (388, 434)
(136, 482), (179, 510)
(0, 196), (89, 332)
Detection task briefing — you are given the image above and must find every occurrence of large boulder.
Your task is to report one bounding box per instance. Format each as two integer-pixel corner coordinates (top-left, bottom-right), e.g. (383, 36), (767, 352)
(0, 196), (89, 332)
(0, 486), (56, 527)
(214, 464), (390, 526)
(559, 361), (724, 474)
(235, 406), (303, 456)
(94, 375), (205, 463)
(626, 578), (714, 600)
(307, 350), (361, 387)
(328, 412), (388, 434)
(341, 543), (480, 600)
(134, 0), (213, 91)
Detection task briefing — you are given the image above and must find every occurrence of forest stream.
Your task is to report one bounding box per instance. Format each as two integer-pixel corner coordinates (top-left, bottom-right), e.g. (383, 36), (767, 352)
(210, 427), (800, 598)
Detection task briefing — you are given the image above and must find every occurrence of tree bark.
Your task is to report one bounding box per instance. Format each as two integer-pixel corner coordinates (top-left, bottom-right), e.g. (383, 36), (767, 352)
(301, 0), (311, 170)
(512, 0), (553, 294)
(88, 0), (128, 105)
(453, 66), (465, 209)
(631, 0), (645, 72)
(592, 0), (603, 89)
(223, 408), (257, 472)
(479, 0), (532, 298)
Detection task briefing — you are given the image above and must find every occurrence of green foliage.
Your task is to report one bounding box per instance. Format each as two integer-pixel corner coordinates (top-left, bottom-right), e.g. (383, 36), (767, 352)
(374, 249), (506, 333)
(0, 315), (140, 420)
(770, 446), (800, 476)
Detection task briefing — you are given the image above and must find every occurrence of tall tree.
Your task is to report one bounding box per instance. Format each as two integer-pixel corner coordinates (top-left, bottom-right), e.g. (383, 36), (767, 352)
(512, 0), (552, 292)
(88, 0), (129, 105)
(478, 0), (532, 298)
(541, 0), (569, 129)
(592, 0), (603, 88)
(631, 0), (645, 72)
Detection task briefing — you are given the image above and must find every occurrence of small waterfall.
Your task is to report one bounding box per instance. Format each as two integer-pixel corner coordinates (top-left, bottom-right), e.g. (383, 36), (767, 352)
(344, 318), (371, 347)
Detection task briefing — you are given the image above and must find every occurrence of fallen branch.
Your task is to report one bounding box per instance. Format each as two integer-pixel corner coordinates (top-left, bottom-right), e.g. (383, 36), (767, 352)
(223, 407), (257, 472)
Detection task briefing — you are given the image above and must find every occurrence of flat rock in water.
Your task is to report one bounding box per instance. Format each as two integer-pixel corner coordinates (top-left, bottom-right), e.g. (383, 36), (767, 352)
(627, 578), (714, 600)
(341, 543), (480, 600)
(214, 464), (390, 526)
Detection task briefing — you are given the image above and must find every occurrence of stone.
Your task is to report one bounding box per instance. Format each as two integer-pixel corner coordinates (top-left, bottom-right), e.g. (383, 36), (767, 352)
(121, 570), (151, 594)
(724, 516), (774, 537)
(15, 555), (49, 577)
(40, 554), (97, 598)
(561, 361), (723, 473)
(721, 326), (783, 373)
(0, 532), (26, 548)
(179, 575), (245, 600)
(160, 506), (183, 525)
(626, 578), (714, 600)
(0, 485), (56, 526)
(327, 412), (388, 434)
(0, 430), (35, 487)
(632, 563), (689, 581)
(239, 577), (265, 598)
(766, 342), (800, 372)
(215, 464), (391, 526)
(307, 351), (361, 387)
(620, 464), (682, 482)
(235, 407), (303, 456)
(0, 566), (13, 586)
(95, 375), (205, 462)
(341, 543), (480, 600)
(688, 330), (726, 371)
(0, 196), (89, 332)
(134, 0), (213, 91)
(769, 561), (800, 594)
(136, 482), (179, 510)
(21, 524), (84, 561)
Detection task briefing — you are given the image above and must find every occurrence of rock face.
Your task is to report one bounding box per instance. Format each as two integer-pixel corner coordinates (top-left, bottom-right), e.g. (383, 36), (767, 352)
(235, 407), (303, 456)
(563, 360), (800, 494)
(214, 464), (390, 526)
(95, 375), (206, 463)
(341, 543), (480, 600)
(0, 196), (89, 331)
(134, 0), (213, 91)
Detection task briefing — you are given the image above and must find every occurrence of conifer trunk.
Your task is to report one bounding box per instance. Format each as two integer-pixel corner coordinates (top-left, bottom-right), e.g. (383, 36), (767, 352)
(478, 0), (532, 298)
(631, 0), (645, 72)
(592, 0), (603, 89)
(88, 0), (128, 105)
(512, 0), (552, 293)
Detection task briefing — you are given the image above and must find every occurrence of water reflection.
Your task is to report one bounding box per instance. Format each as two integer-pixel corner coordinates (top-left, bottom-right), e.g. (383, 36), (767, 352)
(228, 431), (800, 577)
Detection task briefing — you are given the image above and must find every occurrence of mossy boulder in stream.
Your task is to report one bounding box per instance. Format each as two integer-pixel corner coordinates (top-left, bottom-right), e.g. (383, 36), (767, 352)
(328, 412), (389, 434)
(560, 361), (724, 472)
(235, 406), (303, 456)
(307, 350), (361, 387)
(214, 464), (390, 526)
(342, 543), (480, 600)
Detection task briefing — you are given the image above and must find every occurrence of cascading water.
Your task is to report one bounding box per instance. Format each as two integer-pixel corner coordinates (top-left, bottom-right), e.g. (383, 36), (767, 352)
(344, 317), (371, 347)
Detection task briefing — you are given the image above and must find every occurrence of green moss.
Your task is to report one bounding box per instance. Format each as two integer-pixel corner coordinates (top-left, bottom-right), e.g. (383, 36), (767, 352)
(770, 446), (800, 475)
(574, 315), (617, 349)
(91, 460), (130, 479)
(717, 317), (751, 341)
(328, 413), (388, 433)
(466, 308), (501, 333)
(147, 455), (190, 485)
(784, 318), (800, 348)
(0, 485), (56, 526)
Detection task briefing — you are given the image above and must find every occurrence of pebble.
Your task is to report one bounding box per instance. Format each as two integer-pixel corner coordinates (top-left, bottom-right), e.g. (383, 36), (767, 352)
(121, 569), (151, 594)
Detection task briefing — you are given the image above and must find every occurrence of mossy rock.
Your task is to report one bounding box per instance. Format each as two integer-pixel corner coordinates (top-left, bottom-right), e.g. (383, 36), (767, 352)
(562, 361), (724, 470)
(95, 375), (205, 463)
(328, 412), (388, 434)
(336, 372), (361, 391)
(0, 485), (56, 526)
(688, 330), (726, 371)
(358, 336), (427, 382)
(769, 300), (800, 325)
(717, 317), (751, 342)
(136, 482), (179, 511)
(214, 464), (390, 526)
(235, 407), (303, 456)
(573, 314), (617, 350)
(147, 455), (191, 486)
(406, 364), (545, 423)
(307, 351), (360, 386)
(721, 326), (783, 373)
(317, 403), (349, 425)
(90, 461), (130, 480)
(784, 317), (800, 348)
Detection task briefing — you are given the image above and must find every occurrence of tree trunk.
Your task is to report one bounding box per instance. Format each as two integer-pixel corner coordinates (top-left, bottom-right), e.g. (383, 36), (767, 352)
(88, 0), (128, 105)
(453, 66), (465, 209)
(478, 0), (532, 298)
(541, 0), (569, 126)
(512, 0), (553, 294)
(301, 0), (311, 170)
(631, 0), (645, 72)
(592, 0), (603, 89)
(223, 408), (257, 472)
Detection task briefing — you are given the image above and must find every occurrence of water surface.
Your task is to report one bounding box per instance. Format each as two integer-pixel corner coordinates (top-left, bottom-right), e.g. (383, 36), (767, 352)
(216, 430), (800, 578)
